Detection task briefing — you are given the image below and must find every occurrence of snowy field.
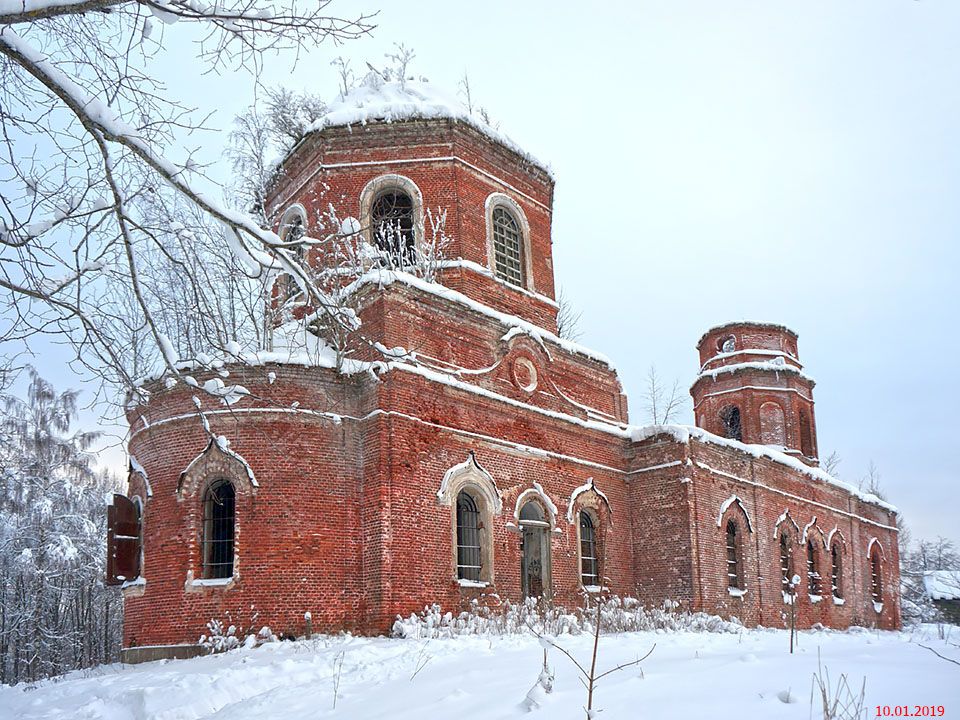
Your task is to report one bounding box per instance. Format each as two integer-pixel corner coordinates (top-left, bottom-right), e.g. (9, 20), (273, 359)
(2, 626), (958, 720)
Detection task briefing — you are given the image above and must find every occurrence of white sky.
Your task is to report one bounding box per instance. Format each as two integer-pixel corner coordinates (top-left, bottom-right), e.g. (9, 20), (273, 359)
(19, 1), (960, 548)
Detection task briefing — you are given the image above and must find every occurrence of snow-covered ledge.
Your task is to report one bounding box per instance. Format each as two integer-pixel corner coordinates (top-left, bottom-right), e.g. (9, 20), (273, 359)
(873, 601), (884, 613)
(781, 591), (795, 605)
(582, 584), (604, 594)
(185, 571), (236, 593)
(833, 596), (845, 606)
(121, 576), (146, 598)
(457, 579), (488, 589)
(727, 587), (747, 598)
(809, 594), (822, 604)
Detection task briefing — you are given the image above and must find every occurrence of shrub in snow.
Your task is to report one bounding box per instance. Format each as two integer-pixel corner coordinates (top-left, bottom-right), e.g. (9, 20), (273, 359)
(199, 619), (239, 654)
(391, 595), (742, 639)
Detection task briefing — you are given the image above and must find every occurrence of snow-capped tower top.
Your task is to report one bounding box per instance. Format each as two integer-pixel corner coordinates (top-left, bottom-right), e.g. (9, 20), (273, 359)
(265, 78), (559, 336)
(691, 322), (819, 465)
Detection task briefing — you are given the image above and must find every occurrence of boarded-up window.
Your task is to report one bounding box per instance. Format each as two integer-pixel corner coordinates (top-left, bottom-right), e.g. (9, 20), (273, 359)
(759, 402), (786, 446)
(106, 494), (141, 585)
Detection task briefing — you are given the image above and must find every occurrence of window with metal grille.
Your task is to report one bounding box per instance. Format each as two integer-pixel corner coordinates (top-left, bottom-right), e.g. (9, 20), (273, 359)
(580, 511), (598, 587)
(202, 479), (235, 579)
(456, 491), (482, 582)
(372, 191), (415, 266)
(779, 534), (793, 591)
(720, 405), (742, 441)
(831, 544), (843, 599)
(491, 207), (524, 287)
(726, 520), (741, 588)
(807, 540), (822, 595)
(870, 548), (882, 602)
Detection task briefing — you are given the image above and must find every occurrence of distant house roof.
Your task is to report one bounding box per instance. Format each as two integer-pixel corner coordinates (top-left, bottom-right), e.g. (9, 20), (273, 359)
(923, 571), (960, 601)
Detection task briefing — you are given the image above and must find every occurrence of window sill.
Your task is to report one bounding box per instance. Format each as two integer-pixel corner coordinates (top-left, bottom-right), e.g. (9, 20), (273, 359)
(582, 585), (604, 594)
(782, 591), (795, 605)
(809, 594), (823, 604)
(457, 579), (489, 589)
(873, 600), (884, 613)
(186, 576), (236, 593)
(727, 587), (747, 598)
(121, 577), (146, 598)
(833, 596), (845, 606)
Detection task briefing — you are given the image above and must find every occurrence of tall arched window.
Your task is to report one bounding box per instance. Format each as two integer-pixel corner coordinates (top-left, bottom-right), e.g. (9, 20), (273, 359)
(491, 206), (524, 287)
(202, 479), (235, 579)
(806, 540), (822, 596)
(779, 534), (794, 593)
(579, 511), (599, 587)
(371, 190), (415, 266)
(831, 543), (843, 599)
(725, 519), (742, 589)
(720, 405), (742, 441)
(870, 546), (883, 603)
(456, 491), (482, 582)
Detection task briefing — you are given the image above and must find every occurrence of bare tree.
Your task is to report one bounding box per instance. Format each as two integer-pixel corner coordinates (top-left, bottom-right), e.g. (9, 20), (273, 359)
(556, 287), (583, 341)
(0, 0), (374, 395)
(821, 450), (842, 476)
(641, 365), (683, 425)
(858, 460), (886, 500)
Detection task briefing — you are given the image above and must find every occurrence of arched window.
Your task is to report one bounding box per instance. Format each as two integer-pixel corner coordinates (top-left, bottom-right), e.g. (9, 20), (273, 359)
(202, 479), (235, 580)
(725, 519), (742, 589)
(281, 213), (307, 260)
(831, 543), (843, 599)
(371, 190), (415, 266)
(779, 534), (794, 593)
(456, 491), (482, 582)
(799, 407), (814, 457)
(720, 405), (742, 441)
(870, 546), (883, 603)
(579, 511), (599, 587)
(491, 206), (524, 287)
(806, 540), (822, 596)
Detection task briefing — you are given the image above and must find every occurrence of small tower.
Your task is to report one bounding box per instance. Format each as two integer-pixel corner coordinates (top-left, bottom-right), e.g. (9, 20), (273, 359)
(690, 322), (819, 465)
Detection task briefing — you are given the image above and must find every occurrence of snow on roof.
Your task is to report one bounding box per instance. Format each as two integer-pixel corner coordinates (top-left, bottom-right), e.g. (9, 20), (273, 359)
(629, 424), (897, 514)
(307, 79), (553, 178)
(923, 571), (960, 601)
(696, 321), (798, 349)
(693, 360), (815, 385)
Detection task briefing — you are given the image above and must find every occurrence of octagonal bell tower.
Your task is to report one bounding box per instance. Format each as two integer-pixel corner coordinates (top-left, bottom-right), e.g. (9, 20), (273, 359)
(690, 322), (819, 465)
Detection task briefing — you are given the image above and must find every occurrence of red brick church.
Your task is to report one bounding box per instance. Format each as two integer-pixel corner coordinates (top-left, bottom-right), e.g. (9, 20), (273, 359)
(109, 82), (900, 657)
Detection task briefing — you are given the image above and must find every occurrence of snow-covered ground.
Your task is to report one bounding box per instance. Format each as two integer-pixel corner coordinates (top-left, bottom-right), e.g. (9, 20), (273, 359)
(2, 626), (958, 720)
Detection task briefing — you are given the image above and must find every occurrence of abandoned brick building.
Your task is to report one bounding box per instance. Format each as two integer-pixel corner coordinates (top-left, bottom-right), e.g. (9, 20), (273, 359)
(109, 82), (900, 656)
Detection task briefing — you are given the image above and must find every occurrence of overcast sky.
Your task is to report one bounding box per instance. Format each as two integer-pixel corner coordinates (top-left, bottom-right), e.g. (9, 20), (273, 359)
(21, 1), (960, 548)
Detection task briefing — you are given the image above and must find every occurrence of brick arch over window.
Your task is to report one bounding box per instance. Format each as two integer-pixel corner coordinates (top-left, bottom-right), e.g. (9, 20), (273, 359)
(759, 401), (786, 446)
(774, 510), (800, 597)
(359, 174), (423, 265)
(437, 453), (501, 585)
(177, 437), (258, 500)
(485, 193), (533, 291)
